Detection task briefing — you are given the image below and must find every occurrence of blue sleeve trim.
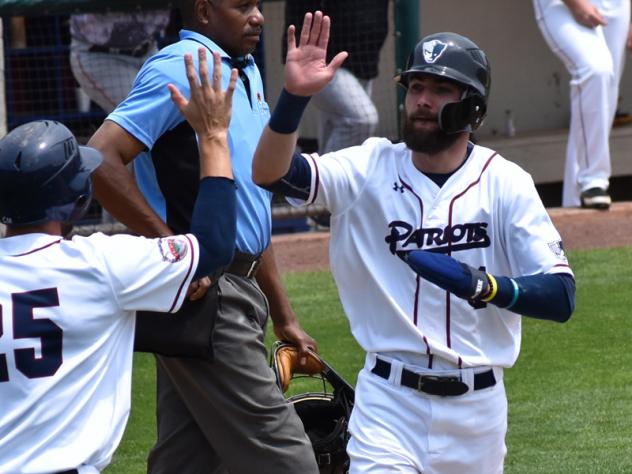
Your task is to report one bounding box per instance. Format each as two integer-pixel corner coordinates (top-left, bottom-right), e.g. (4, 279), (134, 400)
(506, 279), (520, 309)
(259, 152), (312, 200)
(493, 273), (575, 322)
(191, 177), (236, 279)
(268, 89), (311, 134)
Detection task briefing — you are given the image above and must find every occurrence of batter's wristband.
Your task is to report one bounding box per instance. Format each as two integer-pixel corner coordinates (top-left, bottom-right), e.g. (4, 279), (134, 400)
(506, 278), (520, 309)
(268, 88), (311, 134)
(481, 273), (498, 302)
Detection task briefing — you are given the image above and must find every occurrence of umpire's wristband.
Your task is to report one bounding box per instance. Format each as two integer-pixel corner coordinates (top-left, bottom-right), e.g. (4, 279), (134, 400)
(268, 88), (311, 134)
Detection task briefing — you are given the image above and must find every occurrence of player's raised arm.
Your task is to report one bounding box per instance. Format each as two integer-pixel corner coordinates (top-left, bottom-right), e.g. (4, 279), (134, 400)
(252, 11), (347, 186)
(169, 48), (239, 279)
(169, 49), (237, 180)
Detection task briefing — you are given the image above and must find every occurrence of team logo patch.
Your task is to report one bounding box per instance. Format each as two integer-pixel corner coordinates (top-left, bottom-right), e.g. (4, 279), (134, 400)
(548, 240), (567, 260)
(423, 40), (448, 63)
(158, 236), (189, 263)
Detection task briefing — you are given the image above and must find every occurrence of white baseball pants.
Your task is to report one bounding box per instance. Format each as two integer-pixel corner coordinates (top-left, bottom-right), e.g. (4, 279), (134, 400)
(347, 355), (507, 474)
(311, 67), (379, 153)
(533, 0), (630, 206)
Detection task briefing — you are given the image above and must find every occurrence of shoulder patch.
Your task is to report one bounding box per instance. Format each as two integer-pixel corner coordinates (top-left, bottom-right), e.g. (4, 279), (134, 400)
(548, 240), (567, 260)
(158, 236), (189, 263)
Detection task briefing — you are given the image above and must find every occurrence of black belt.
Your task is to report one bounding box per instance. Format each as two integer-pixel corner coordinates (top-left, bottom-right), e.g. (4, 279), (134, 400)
(55, 470), (78, 474)
(226, 251), (261, 279)
(371, 357), (496, 397)
(88, 41), (151, 57)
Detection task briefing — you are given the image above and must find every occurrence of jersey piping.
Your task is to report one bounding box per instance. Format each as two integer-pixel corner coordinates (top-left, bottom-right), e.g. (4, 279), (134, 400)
(307, 153), (320, 205)
(444, 150), (498, 364)
(397, 174), (431, 357)
(167, 234), (196, 313)
(12, 239), (62, 257)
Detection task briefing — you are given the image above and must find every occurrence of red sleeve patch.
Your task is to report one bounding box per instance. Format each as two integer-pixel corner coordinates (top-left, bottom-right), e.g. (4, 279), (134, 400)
(158, 236), (189, 263)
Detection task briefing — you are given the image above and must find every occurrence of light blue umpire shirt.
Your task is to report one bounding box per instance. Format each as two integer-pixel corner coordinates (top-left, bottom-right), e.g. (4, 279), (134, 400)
(108, 29), (272, 255)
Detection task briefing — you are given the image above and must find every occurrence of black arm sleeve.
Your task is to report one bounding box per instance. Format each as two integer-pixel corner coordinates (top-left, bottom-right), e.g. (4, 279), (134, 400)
(494, 273), (575, 322)
(258, 152), (312, 200)
(190, 177), (236, 279)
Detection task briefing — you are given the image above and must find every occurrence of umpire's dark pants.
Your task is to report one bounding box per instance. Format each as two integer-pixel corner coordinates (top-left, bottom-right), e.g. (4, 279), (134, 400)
(147, 272), (319, 474)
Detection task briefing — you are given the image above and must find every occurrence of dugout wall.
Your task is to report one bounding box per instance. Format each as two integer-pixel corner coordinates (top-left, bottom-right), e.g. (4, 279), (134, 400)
(1, 0), (631, 221)
(8, 0), (632, 144)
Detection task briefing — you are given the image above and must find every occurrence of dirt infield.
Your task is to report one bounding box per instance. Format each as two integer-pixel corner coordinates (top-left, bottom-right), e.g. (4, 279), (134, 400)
(271, 202), (632, 274)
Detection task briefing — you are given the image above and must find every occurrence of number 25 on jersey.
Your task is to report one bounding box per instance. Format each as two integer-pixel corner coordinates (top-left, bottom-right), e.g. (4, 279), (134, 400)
(0, 288), (63, 382)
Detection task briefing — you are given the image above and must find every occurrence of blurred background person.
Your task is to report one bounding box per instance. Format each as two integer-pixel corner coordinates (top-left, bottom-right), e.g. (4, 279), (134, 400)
(284, 0), (389, 228)
(69, 9), (172, 223)
(533, 0), (632, 210)
(284, 0), (388, 154)
(69, 10), (171, 114)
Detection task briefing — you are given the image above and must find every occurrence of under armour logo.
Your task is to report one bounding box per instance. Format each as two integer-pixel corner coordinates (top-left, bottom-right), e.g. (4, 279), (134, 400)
(393, 182), (405, 193)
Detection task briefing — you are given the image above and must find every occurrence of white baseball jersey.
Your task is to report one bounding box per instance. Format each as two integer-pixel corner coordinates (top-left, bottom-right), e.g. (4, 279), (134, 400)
(0, 232), (198, 473)
(533, 0), (630, 205)
(294, 138), (573, 369)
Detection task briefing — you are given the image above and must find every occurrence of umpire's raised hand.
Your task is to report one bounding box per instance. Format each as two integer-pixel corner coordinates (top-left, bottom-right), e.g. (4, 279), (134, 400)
(284, 11), (348, 97)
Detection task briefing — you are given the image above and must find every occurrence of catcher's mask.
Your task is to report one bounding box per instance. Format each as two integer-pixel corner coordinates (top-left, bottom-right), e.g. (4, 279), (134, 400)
(271, 341), (355, 474)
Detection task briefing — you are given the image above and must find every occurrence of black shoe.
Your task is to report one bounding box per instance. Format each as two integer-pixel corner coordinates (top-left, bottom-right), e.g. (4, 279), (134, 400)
(580, 187), (611, 210)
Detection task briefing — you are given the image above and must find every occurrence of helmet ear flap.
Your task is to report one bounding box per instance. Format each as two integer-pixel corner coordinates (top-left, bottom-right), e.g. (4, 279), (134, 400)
(438, 94), (487, 134)
(67, 192), (93, 223)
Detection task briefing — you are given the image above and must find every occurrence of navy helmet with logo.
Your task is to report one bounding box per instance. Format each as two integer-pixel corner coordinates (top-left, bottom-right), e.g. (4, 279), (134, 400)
(396, 32), (491, 134)
(0, 120), (103, 225)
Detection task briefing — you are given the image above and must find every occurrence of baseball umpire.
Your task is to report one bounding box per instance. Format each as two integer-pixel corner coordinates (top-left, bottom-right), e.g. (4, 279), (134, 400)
(252, 12), (576, 473)
(0, 49), (237, 473)
(87, 0), (319, 472)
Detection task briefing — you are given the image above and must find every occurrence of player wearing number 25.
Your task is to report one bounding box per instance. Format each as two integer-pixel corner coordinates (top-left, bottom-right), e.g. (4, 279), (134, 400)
(0, 50), (236, 473)
(253, 13), (576, 473)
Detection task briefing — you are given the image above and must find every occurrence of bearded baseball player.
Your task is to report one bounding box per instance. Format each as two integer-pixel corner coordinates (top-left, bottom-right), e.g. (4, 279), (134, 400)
(252, 13), (576, 473)
(0, 50), (237, 473)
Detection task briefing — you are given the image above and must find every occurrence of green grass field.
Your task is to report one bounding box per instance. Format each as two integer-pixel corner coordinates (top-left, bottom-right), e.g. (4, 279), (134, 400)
(106, 247), (632, 473)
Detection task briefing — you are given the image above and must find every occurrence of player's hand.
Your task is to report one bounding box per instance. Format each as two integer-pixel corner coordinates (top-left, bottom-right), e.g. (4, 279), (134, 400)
(404, 250), (491, 301)
(187, 276), (211, 300)
(273, 320), (318, 367)
(284, 11), (348, 97)
(566, 0), (607, 28)
(168, 48), (238, 141)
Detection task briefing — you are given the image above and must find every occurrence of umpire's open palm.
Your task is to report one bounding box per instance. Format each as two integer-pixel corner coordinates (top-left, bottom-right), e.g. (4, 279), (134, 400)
(285, 11), (348, 97)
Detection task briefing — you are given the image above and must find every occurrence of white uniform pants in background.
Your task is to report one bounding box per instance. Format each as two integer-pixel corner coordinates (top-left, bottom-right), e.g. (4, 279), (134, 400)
(533, 0), (630, 206)
(347, 355), (507, 474)
(70, 38), (156, 114)
(311, 67), (379, 153)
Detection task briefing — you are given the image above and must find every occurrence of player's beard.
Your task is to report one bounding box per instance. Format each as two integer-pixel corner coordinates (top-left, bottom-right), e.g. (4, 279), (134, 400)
(402, 113), (462, 155)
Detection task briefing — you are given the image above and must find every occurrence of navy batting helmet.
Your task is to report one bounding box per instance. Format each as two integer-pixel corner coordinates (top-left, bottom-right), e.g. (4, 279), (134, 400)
(0, 120), (102, 226)
(396, 32), (491, 134)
